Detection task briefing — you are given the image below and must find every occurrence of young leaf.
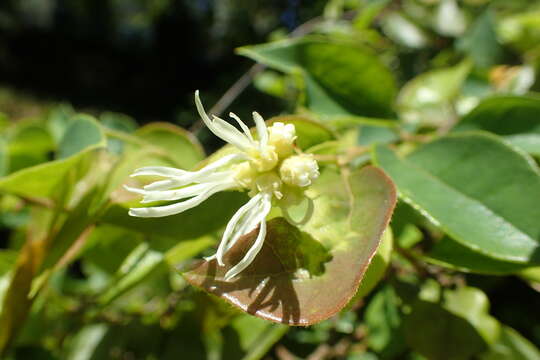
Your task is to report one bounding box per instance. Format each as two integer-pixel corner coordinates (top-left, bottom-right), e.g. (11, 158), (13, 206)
(183, 166), (396, 325)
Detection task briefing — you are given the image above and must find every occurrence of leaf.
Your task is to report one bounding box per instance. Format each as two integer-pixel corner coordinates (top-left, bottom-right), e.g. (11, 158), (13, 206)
(135, 122), (204, 169)
(457, 10), (505, 68)
(267, 115), (335, 151)
(0, 147), (102, 201)
(0, 251), (17, 278)
(57, 115), (105, 159)
(0, 138), (7, 177)
(456, 95), (540, 157)
(352, 228), (393, 301)
(397, 60), (472, 125)
(443, 287), (500, 344)
(184, 166), (397, 325)
(374, 132), (540, 264)
(224, 316), (288, 360)
(365, 285), (406, 357)
(6, 122), (54, 173)
(238, 37), (397, 117)
(404, 300), (487, 360)
(424, 236), (531, 274)
(480, 326), (540, 360)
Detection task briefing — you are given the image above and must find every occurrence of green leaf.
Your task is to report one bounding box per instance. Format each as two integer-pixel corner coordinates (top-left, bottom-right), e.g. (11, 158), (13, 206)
(6, 122), (54, 172)
(267, 115), (335, 150)
(374, 133), (540, 264)
(0, 138), (7, 177)
(0, 147), (102, 201)
(443, 287), (500, 344)
(424, 236), (531, 274)
(0, 251), (17, 278)
(134, 122), (204, 169)
(480, 326), (540, 360)
(58, 115), (105, 159)
(238, 37), (397, 117)
(456, 95), (540, 157)
(184, 166), (397, 325)
(397, 60), (472, 125)
(365, 285), (406, 357)
(457, 10), (505, 68)
(404, 300), (487, 360)
(224, 316), (288, 360)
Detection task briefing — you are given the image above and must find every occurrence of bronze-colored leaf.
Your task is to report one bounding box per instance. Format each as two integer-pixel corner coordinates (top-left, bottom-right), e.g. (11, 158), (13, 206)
(184, 166), (396, 326)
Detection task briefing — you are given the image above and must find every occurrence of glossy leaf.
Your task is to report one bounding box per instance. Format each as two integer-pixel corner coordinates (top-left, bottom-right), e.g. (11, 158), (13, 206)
(6, 122), (54, 172)
(184, 166), (397, 325)
(456, 95), (540, 157)
(443, 287), (500, 344)
(404, 300), (487, 360)
(135, 122), (204, 169)
(365, 285), (406, 357)
(0, 147), (103, 201)
(424, 236), (531, 275)
(57, 115), (105, 159)
(267, 115), (335, 150)
(238, 37), (397, 117)
(374, 133), (540, 264)
(480, 326), (540, 360)
(397, 60), (471, 125)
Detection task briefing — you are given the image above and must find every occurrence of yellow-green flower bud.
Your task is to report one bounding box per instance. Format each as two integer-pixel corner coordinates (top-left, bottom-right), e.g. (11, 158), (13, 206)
(268, 122), (296, 157)
(279, 154), (319, 187)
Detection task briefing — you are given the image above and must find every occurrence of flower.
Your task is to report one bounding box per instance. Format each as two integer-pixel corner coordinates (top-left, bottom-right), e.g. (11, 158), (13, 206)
(125, 91), (319, 280)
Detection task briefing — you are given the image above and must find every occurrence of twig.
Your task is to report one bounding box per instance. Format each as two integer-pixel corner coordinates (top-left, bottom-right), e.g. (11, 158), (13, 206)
(189, 11), (357, 133)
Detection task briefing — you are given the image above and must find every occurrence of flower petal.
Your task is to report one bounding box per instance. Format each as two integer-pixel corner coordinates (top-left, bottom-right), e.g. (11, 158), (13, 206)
(215, 193), (264, 265)
(223, 196), (271, 280)
(195, 90), (252, 150)
(252, 111), (268, 149)
(143, 154), (245, 191)
(128, 181), (235, 218)
(223, 193), (272, 280)
(229, 112), (254, 142)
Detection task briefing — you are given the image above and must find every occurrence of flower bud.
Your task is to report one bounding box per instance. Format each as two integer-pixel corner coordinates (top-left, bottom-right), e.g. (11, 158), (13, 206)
(279, 154), (319, 187)
(268, 122), (296, 157)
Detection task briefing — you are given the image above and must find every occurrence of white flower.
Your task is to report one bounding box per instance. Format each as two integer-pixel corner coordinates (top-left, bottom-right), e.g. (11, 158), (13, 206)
(125, 91), (319, 280)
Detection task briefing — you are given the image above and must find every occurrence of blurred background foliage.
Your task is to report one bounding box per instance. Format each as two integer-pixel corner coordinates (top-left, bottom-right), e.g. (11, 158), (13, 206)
(0, 0), (540, 359)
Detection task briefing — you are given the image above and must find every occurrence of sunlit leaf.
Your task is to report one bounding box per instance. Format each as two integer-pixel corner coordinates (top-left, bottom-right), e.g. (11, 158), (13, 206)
(238, 37), (397, 117)
(134, 122), (205, 169)
(184, 166), (396, 325)
(374, 132), (540, 264)
(58, 115), (105, 159)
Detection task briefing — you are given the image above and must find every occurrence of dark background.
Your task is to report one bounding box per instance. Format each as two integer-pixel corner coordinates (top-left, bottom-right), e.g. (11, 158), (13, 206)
(0, 0), (325, 125)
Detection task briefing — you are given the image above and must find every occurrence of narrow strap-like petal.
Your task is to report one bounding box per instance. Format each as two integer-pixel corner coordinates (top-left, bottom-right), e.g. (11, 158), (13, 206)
(130, 166), (187, 178)
(252, 112), (268, 149)
(140, 182), (221, 203)
(143, 154), (245, 191)
(215, 193), (263, 265)
(195, 90), (252, 150)
(224, 193), (272, 280)
(229, 112), (254, 142)
(128, 181), (235, 218)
